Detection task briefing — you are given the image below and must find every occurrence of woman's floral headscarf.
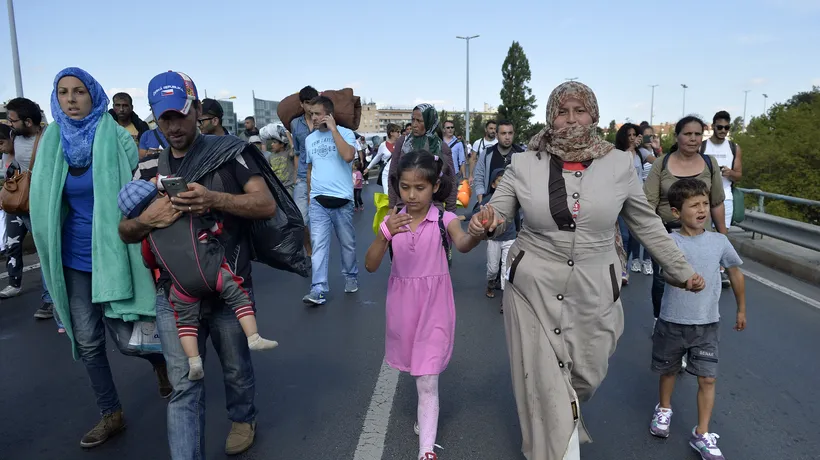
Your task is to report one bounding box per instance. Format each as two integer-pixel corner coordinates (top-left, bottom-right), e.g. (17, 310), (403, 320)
(528, 81), (613, 162)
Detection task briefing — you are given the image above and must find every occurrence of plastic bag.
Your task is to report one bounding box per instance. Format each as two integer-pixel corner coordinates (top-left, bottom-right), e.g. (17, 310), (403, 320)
(372, 193), (390, 235)
(249, 168), (311, 277)
(128, 320), (162, 353)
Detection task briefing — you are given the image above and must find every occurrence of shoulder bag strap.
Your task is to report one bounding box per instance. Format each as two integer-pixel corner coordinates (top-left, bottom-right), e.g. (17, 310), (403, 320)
(28, 129), (43, 171)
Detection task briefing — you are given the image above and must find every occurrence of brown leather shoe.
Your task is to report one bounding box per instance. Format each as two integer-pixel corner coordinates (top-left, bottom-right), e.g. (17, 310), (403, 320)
(154, 363), (173, 399)
(225, 421), (256, 455)
(80, 410), (126, 448)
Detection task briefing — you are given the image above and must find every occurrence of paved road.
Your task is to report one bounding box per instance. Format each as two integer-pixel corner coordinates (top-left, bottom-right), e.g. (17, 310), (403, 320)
(1, 184), (819, 460)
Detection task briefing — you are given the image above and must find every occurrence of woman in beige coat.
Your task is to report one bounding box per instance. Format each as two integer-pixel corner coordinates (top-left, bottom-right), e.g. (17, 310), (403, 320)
(469, 82), (705, 460)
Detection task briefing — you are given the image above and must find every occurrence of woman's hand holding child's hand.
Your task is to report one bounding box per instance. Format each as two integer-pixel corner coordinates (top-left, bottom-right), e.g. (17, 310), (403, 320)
(468, 205), (503, 238)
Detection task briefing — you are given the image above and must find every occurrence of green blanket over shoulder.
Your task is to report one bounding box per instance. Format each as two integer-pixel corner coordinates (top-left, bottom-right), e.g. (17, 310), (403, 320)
(30, 115), (157, 359)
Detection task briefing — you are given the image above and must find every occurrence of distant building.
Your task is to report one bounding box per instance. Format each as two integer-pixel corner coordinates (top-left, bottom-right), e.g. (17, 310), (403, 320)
(359, 102), (379, 132)
(218, 100), (237, 134)
(253, 94), (280, 127)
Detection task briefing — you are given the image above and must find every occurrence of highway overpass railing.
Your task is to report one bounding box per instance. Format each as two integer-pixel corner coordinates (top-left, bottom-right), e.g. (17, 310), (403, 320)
(735, 188), (820, 252)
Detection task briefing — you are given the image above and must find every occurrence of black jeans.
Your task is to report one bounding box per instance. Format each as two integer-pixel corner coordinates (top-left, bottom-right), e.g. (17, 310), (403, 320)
(5, 212), (31, 288)
(354, 188), (363, 208)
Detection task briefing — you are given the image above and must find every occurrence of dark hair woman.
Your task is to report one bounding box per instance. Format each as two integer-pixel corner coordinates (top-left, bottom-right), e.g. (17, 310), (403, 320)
(29, 67), (170, 448)
(643, 115), (727, 321)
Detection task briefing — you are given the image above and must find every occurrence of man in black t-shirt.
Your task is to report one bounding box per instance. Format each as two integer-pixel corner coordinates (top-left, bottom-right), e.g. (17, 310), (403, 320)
(118, 71), (276, 458)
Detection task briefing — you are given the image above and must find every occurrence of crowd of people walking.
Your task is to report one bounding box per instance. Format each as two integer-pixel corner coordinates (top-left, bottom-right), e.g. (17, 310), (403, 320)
(1, 65), (749, 460)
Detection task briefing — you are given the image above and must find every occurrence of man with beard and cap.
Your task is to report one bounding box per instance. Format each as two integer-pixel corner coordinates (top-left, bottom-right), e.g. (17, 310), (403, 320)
(198, 98), (230, 136)
(109, 92), (150, 145)
(119, 70), (277, 459)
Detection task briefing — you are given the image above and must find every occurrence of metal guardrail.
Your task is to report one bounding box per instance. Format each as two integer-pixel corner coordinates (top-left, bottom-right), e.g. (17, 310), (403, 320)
(736, 188), (820, 214)
(735, 188), (820, 251)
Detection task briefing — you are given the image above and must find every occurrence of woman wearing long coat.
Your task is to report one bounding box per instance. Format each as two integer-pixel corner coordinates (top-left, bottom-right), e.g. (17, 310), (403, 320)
(469, 82), (704, 459)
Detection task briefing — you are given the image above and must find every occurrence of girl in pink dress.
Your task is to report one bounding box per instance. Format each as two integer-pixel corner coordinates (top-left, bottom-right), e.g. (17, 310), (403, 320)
(365, 150), (482, 460)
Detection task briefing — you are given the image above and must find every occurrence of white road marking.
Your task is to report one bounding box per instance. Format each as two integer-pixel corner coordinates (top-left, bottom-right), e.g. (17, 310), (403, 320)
(742, 269), (820, 310)
(353, 360), (400, 460)
(0, 263), (40, 280)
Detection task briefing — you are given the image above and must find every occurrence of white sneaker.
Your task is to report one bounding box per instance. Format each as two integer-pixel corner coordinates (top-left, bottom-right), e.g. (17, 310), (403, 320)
(630, 260), (642, 273)
(643, 261), (653, 275)
(0, 285), (21, 299)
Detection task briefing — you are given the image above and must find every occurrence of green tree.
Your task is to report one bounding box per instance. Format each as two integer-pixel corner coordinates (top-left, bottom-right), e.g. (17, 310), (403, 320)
(469, 113), (485, 144)
(730, 116), (743, 134)
(731, 87), (820, 223)
(438, 110), (466, 140)
(521, 122), (546, 145)
(604, 120), (617, 144)
(497, 41), (537, 144)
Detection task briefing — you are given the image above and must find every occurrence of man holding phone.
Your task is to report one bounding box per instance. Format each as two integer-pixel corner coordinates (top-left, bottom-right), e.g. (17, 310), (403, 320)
(118, 71), (277, 459)
(302, 95), (359, 306)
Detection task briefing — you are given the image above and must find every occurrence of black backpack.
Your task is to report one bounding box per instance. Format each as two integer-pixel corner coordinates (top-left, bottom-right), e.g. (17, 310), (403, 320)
(661, 150), (715, 176)
(388, 207), (452, 268)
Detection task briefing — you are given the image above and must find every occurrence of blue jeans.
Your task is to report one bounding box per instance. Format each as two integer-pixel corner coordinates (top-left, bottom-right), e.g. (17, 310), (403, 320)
(309, 200), (358, 293)
(65, 268), (164, 415)
(618, 216), (651, 264)
(42, 272), (53, 303)
(155, 288), (257, 460)
(293, 179), (309, 226)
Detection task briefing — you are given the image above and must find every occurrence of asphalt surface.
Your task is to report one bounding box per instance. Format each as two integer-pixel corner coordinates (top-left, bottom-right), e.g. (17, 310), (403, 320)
(1, 183), (819, 460)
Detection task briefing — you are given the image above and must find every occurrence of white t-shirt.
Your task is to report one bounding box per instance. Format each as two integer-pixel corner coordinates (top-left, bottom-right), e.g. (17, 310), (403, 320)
(703, 139), (734, 200)
(472, 137), (498, 160)
(13, 134), (37, 171)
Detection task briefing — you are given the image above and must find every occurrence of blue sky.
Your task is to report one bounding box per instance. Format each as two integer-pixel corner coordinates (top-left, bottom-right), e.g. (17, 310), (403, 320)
(2, 0), (818, 128)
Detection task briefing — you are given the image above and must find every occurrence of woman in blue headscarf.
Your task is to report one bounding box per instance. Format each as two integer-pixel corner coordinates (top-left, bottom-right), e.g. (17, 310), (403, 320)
(29, 67), (171, 449)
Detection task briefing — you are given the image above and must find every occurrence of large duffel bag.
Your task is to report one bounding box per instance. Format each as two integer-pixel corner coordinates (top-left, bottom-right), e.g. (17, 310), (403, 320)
(277, 88), (361, 131)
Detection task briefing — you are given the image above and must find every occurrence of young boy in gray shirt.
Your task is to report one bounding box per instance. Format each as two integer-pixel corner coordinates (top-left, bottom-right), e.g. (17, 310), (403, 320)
(649, 178), (747, 460)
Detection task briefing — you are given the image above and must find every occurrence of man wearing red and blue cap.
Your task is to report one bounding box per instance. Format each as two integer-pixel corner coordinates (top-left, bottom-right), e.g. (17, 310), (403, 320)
(118, 71), (277, 459)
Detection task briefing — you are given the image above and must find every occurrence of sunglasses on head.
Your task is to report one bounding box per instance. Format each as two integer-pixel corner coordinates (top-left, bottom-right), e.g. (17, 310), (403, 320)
(715, 124), (730, 131)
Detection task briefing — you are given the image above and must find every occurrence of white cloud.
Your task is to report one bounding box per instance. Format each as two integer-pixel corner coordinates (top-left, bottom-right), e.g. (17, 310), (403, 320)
(107, 87), (146, 98)
(217, 89), (232, 98)
(750, 77), (768, 86)
(733, 34), (775, 45)
(631, 102), (646, 110)
(812, 78), (820, 86)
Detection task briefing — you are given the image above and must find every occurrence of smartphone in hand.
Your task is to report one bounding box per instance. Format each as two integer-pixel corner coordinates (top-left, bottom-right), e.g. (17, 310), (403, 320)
(160, 177), (189, 198)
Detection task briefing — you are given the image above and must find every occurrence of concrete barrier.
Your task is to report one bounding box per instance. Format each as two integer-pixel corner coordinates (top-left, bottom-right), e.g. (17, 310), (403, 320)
(728, 231), (820, 285)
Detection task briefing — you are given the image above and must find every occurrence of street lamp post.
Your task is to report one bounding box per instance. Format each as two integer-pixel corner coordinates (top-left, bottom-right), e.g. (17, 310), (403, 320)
(762, 93), (769, 114)
(649, 85), (659, 126)
(456, 35), (479, 143)
(681, 84), (688, 117)
(6, 0), (24, 97)
(742, 90), (751, 130)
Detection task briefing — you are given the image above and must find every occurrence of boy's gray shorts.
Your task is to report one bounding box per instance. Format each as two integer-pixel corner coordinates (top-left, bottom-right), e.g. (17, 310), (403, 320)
(651, 319), (720, 378)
